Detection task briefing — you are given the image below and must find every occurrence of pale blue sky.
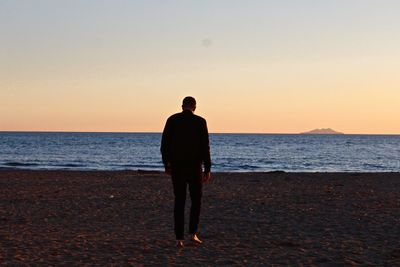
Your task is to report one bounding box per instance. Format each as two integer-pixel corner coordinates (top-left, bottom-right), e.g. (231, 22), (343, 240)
(1, 1), (400, 133)
(2, 1), (400, 63)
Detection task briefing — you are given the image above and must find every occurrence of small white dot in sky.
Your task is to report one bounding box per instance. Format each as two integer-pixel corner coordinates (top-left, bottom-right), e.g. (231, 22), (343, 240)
(201, 38), (212, 48)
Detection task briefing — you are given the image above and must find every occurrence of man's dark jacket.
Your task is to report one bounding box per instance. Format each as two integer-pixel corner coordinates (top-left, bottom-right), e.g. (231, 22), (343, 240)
(161, 110), (211, 173)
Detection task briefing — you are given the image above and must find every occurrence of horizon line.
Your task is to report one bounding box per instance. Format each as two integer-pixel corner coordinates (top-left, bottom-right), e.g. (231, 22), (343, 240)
(1, 130), (399, 136)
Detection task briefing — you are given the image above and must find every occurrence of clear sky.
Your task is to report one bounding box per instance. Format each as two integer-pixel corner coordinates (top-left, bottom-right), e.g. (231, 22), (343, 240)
(1, 0), (400, 134)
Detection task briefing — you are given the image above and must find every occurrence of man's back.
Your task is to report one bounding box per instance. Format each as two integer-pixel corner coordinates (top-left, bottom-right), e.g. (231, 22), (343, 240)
(161, 110), (211, 172)
(161, 97), (211, 246)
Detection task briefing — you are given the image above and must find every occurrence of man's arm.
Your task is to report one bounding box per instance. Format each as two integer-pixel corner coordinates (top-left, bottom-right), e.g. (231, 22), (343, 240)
(161, 118), (172, 174)
(201, 119), (211, 174)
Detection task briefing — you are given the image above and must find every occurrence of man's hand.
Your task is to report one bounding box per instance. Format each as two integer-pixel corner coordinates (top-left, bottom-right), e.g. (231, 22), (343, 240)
(165, 163), (172, 175)
(202, 172), (211, 183)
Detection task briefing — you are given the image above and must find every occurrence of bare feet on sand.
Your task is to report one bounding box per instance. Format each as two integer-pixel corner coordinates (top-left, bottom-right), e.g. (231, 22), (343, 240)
(190, 234), (203, 244)
(175, 235), (202, 248)
(176, 240), (184, 248)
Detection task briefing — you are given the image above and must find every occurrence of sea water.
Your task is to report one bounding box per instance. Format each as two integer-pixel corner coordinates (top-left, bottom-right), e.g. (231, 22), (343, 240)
(0, 132), (399, 172)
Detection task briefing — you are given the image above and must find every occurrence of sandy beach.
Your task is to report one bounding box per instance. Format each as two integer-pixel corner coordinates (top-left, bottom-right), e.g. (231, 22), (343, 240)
(0, 170), (399, 266)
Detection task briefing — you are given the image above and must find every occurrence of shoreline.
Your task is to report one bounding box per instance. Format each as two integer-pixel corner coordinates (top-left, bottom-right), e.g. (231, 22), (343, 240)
(0, 168), (399, 174)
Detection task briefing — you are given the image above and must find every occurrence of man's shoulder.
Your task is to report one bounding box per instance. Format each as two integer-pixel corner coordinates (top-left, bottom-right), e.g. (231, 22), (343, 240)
(168, 112), (206, 123)
(167, 112), (182, 121)
(193, 114), (207, 124)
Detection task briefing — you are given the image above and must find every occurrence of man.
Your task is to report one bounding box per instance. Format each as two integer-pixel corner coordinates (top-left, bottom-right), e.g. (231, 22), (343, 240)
(161, 96), (212, 248)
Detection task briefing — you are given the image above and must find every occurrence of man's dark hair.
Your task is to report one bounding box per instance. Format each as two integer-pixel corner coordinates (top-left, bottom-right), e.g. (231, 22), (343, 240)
(182, 96), (196, 108)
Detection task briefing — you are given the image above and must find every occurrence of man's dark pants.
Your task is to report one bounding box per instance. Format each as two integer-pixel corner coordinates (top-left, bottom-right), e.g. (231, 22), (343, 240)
(171, 166), (203, 240)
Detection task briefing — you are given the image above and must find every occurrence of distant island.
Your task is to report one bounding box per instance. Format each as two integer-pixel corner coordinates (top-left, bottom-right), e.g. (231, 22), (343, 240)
(301, 128), (344, 135)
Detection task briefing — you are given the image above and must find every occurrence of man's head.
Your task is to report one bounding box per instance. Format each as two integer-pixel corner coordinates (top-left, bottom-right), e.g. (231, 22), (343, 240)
(182, 96), (196, 112)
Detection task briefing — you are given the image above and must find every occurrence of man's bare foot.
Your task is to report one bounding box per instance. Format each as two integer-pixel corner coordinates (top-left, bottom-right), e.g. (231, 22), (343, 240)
(190, 234), (203, 244)
(176, 240), (184, 248)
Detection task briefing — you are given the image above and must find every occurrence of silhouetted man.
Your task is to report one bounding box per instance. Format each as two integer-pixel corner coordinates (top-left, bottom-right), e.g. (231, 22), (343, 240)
(161, 96), (211, 248)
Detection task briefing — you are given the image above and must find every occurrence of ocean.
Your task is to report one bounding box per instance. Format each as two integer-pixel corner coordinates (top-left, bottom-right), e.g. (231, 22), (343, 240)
(0, 132), (399, 172)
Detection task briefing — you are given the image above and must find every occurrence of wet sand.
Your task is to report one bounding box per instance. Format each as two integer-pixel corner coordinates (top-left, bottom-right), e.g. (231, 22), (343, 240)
(1, 170), (399, 266)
